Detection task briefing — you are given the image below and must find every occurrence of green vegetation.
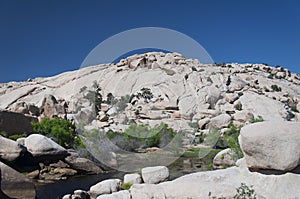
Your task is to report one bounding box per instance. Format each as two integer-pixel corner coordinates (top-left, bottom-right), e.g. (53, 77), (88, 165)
(0, 131), (8, 137)
(222, 125), (243, 159)
(267, 74), (274, 79)
(121, 182), (132, 190)
(32, 118), (82, 149)
(106, 123), (177, 151)
(249, 116), (264, 123)
(234, 183), (257, 199)
(8, 133), (27, 141)
(234, 103), (243, 111)
(208, 183), (257, 199)
(271, 84), (282, 92)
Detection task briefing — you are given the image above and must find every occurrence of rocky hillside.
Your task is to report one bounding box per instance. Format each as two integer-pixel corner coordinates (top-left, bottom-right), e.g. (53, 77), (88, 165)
(1, 52), (300, 199)
(1, 52), (300, 135)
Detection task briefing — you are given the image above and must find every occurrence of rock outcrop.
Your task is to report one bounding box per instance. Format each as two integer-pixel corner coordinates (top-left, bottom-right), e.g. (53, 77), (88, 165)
(65, 150), (103, 174)
(239, 121), (300, 171)
(0, 136), (26, 163)
(40, 94), (67, 119)
(213, 148), (237, 169)
(123, 173), (142, 184)
(89, 179), (122, 199)
(0, 110), (37, 136)
(141, 166), (169, 184)
(0, 161), (36, 199)
(130, 166), (300, 199)
(24, 134), (68, 163)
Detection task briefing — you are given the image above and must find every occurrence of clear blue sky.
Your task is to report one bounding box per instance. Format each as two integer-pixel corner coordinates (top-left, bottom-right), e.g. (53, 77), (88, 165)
(0, 0), (299, 83)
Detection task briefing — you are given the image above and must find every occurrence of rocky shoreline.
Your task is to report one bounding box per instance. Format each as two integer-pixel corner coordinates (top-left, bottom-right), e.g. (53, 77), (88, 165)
(60, 121), (300, 199)
(0, 133), (103, 199)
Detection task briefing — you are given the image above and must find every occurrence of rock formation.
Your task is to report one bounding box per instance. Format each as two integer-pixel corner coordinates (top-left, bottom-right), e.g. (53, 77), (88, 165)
(1, 52), (300, 198)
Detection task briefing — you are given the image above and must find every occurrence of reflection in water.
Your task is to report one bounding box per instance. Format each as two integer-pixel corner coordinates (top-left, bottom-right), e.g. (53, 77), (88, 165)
(36, 154), (216, 199)
(36, 172), (124, 199)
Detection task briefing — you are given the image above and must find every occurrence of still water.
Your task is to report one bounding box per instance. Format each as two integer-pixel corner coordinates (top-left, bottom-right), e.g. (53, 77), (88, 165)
(36, 156), (212, 199)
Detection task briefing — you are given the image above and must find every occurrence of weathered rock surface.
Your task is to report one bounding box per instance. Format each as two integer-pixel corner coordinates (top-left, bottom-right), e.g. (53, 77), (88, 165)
(96, 190), (130, 199)
(130, 166), (300, 199)
(233, 110), (254, 123)
(0, 136), (26, 163)
(123, 173), (142, 184)
(213, 148), (237, 169)
(89, 179), (122, 199)
(141, 166), (169, 184)
(0, 168), (12, 199)
(208, 113), (232, 129)
(0, 161), (36, 199)
(40, 94), (67, 119)
(65, 150), (103, 174)
(62, 190), (90, 199)
(0, 110), (37, 136)
(24, 134), (68, 163)
(239, 92), (288, 121)
(239, 121), (300, 171)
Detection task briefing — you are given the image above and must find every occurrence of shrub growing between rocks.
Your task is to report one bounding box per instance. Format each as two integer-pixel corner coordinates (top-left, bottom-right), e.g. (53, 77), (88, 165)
(106, 123), (176, 151)
(32, 118), (82, 149)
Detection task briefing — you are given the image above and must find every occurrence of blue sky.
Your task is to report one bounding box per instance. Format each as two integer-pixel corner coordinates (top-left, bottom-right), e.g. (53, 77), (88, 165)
(0, 0), (299, 83)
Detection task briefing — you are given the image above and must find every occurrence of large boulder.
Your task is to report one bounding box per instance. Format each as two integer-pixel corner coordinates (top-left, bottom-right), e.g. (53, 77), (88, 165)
(40, 94), (67, 119)
(0, 168), (12, 199)
(130, 184), (165, 199)
(123, 173), (142, 184)
(0, 110), (37, 136)
(208, 113), (232, 129)
(24, 134), (68, 163)
(89, 179), (122, 199)
(0, 136), (26, 163)
(63, 190), (90, 199)
(239, 121), (300, 171)
(96, 190), (130, 199)
(239, 91), (287, 121)
(141, 166), (169, 184)
(233, 111), (254, 123)
(130, 166), (300, 199)
(65, 150), (103, 174)
(0, 161), (36, 199)
(213, 148), (237, 169)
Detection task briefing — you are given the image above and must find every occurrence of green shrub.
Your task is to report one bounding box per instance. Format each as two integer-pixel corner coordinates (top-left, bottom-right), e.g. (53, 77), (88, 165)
(0, 131), (8, 137)
(249, 116), (264, 123)
(234, 103), (243, 111)
(209, 183), (256, 199)
(271, 84), (281, 92)
(223, 124), (243, 159)
(31, 118), (82, 149)
(8, 134), (27, 141)
(121, 182), (132, 190)
(106, 123), (176, 151)
(234, 183), (257, 199)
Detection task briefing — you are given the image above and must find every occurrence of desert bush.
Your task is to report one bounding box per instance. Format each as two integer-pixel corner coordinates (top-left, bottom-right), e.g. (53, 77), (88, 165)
(224, 124), (243, 159)
(106, 123), (176, 151)
(234, 183), (257, 199)
(8, 133), (27, 141)
(271, 84), (282, 92)
(249, 116), (264, 123)
(121, 182), (132, 190)
(32, 118), (82, 149)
